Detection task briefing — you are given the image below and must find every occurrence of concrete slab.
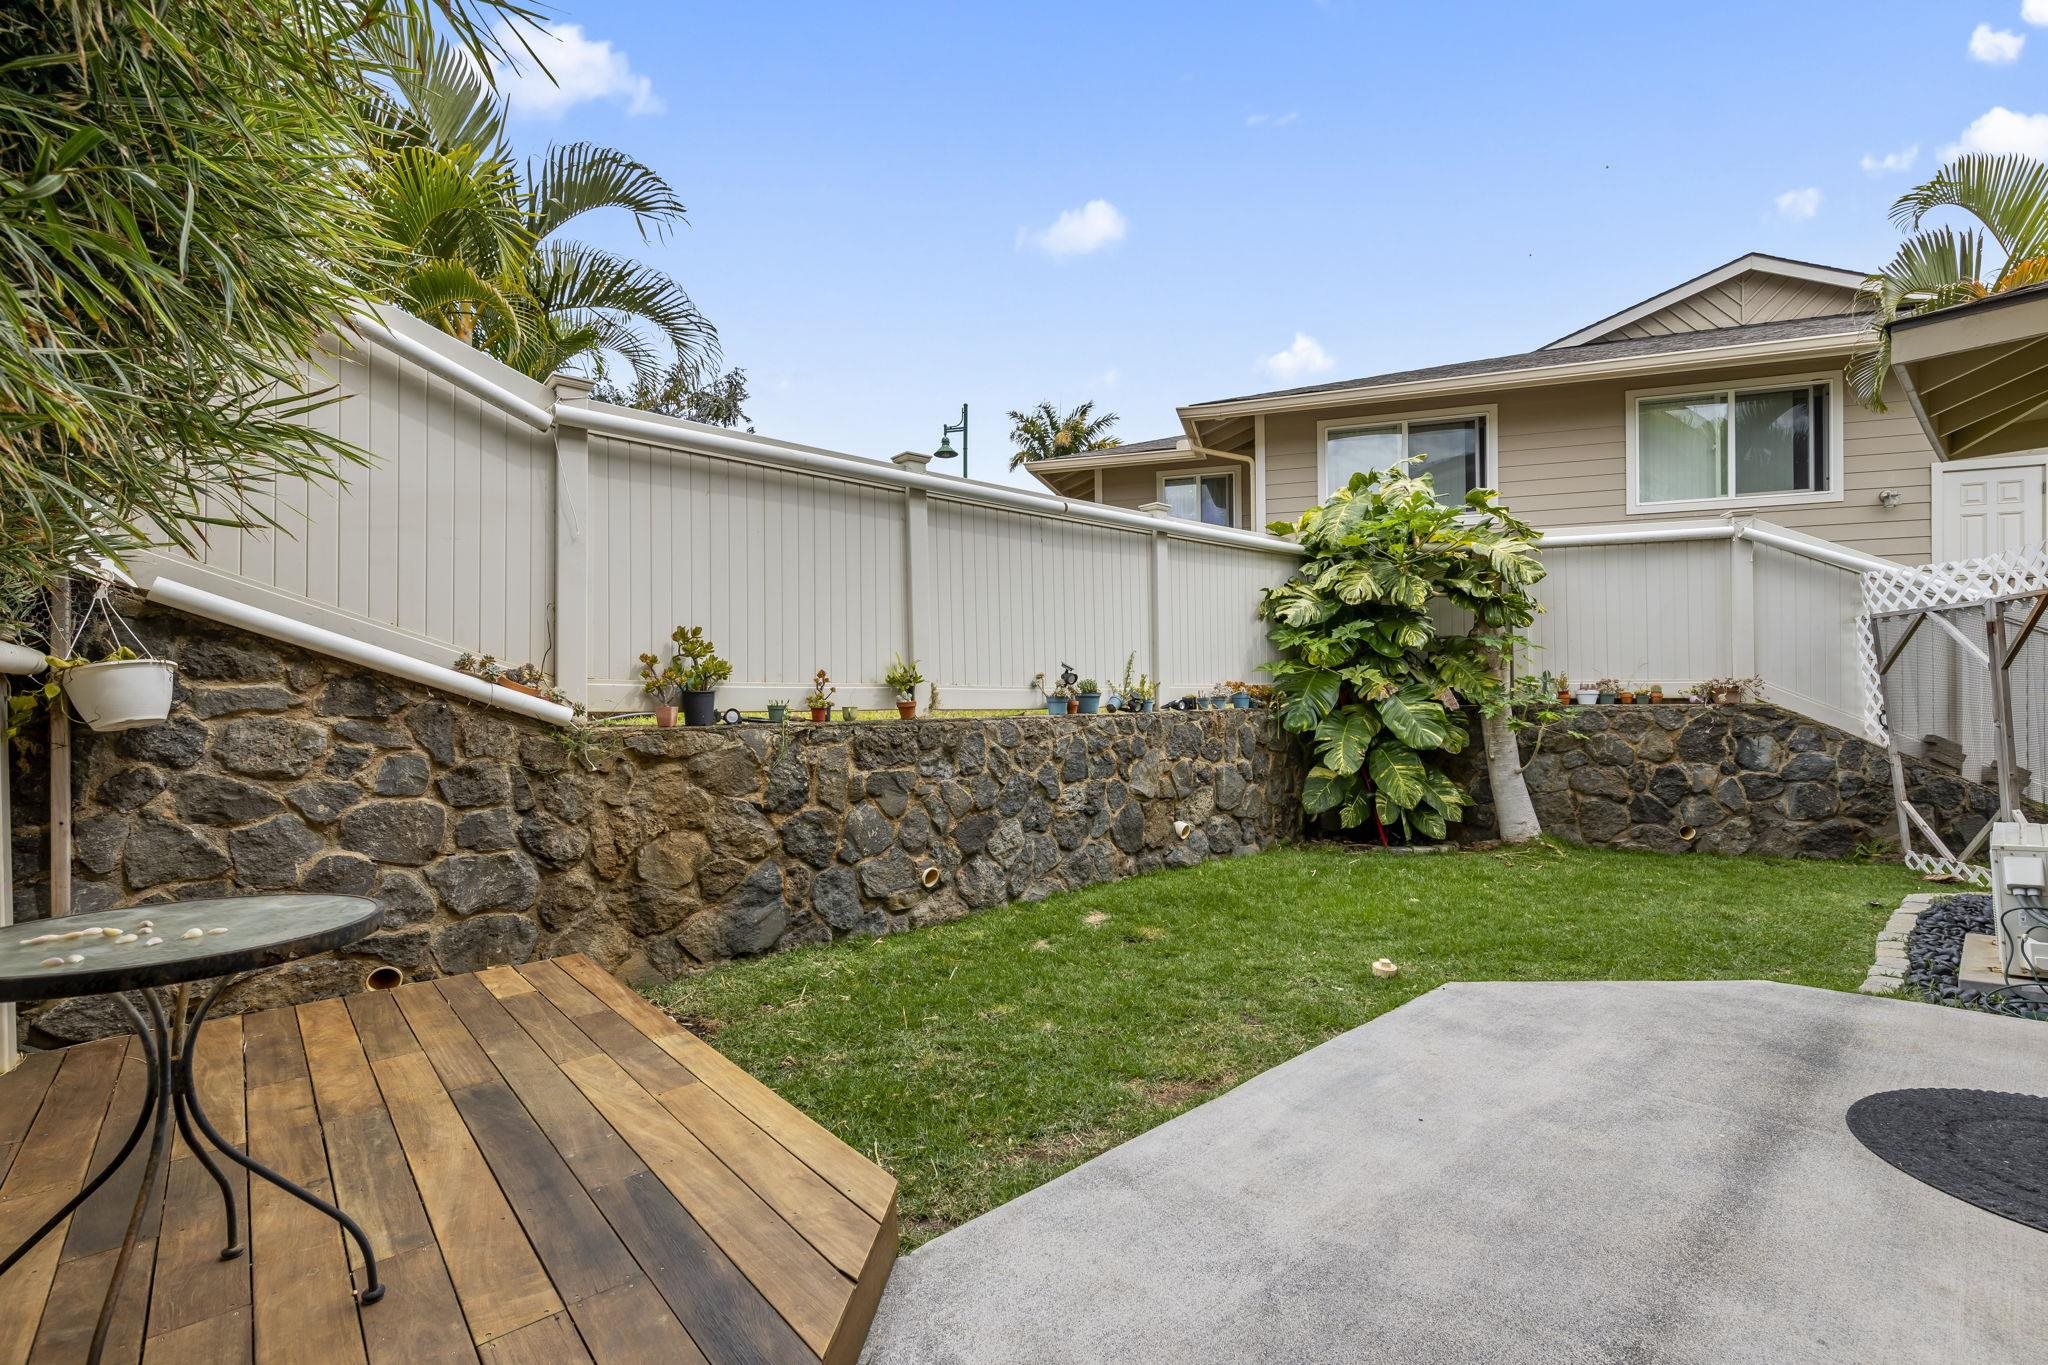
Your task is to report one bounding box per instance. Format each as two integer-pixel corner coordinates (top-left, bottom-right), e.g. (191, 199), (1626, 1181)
(864, 981), (2048, 1364)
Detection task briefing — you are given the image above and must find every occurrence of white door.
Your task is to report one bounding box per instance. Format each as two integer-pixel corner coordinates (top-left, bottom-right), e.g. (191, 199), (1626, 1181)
(1934, 455), (2048, 562)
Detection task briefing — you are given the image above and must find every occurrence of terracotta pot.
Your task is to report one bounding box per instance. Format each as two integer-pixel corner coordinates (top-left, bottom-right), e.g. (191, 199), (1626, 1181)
(1065, 697), (1078, 714)
(497, 678), (544, 699)
(1556, 691), (1572, 705)
(896, 700), (916, 719)
(1710, 686), (1741, 704)
(1617, 691), (1635, 705)
(809, 707), (830, 723)
(654, 704), (678, 728)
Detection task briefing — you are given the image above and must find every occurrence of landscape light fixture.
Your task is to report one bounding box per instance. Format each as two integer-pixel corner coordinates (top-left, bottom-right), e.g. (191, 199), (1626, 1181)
(933, 404), (968, 478)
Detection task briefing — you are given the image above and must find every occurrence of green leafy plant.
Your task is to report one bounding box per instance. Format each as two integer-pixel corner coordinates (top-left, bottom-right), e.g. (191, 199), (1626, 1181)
(1006, 401), (1120, 469)
(668, 626), (731, 691)
(1076, 678), (1099, 696)
(884, 653), (924, 697)
(1258, 461), (1545, 842)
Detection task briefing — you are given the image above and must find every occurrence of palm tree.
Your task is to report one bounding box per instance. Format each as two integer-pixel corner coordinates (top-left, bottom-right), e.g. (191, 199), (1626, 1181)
(361, 21), (716, 386)
(1851, 153), (2048, 407)
(1007, 401), (1122, 469)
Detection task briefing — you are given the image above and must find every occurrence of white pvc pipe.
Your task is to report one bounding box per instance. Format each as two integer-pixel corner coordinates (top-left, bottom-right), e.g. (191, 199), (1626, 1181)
(348, 310), (555, 432)
(1541, 524), (1736, 549)
(146, 577), (576, 726)
(1736, 524), (1894, 576)
(561, 402), (1306, 557)
(0, 642), (44, 675)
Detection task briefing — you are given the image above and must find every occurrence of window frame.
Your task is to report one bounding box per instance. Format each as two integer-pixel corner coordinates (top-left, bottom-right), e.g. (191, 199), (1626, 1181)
(1315, 403), (1499, 503)
(1624, 371), (1845, 515)
(1156, 467), (1242, 528)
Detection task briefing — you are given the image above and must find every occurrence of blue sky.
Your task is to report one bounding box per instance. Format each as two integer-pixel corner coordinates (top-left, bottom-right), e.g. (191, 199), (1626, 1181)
(495, 0), (2046, 490)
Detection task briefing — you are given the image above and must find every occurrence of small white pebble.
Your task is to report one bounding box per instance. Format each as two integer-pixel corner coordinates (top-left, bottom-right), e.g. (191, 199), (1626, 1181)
(65, 954), (83, 964)
(60, 929), (85, 941)
(145, 937), (163, 947)
(115, 934), (137, 945)
(101, 927), (122, 939)
(26, 933), (58, 945)
(206, 927), (227, 936)
(181, 928), (204, 940)
(39, 956), (65, 968)
(138, 920), (154, 929)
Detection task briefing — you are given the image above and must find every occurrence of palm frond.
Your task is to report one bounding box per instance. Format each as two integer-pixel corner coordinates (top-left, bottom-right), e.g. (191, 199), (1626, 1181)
(526, 142), (686, 241)
(1889, 152), (2048, 263)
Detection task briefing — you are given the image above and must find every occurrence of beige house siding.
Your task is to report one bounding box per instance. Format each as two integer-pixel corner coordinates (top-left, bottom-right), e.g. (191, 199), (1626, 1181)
(1254, 355), (1934, 562)
(1591, 273), (1860, 344)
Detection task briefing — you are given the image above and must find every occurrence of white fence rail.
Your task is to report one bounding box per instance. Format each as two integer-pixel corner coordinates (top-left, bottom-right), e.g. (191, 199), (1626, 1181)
(137, 310), (1304, 712)
(1528, 519), (1882, 734)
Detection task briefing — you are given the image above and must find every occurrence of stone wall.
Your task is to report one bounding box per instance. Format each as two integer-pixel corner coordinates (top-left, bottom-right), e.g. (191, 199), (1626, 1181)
(1458, 702), (2000, 857)
(11, 606), (1301, 1041)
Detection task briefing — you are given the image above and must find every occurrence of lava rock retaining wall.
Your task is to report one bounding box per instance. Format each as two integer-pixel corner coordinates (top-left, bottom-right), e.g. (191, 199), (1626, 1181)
(1459, 701), (2000, 857)
(11, 607), (1301, 1042)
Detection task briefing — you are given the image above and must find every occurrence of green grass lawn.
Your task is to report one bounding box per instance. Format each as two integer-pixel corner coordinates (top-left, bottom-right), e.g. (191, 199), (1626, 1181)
(649, 842), (1925, 1247)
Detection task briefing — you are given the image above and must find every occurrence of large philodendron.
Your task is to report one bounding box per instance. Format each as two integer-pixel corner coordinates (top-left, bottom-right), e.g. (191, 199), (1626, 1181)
(1259, 462), (1545, 842)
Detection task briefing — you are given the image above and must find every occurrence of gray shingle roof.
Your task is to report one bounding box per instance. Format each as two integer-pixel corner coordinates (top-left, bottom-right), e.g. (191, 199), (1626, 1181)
(1026, 435), (1184, 465)
(1188, 312), (1869, 410)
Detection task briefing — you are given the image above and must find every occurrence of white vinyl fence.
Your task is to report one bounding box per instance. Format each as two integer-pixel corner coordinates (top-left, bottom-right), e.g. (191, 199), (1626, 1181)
(1528, 519), (1883, 734)
(136, 308), (1304, 711)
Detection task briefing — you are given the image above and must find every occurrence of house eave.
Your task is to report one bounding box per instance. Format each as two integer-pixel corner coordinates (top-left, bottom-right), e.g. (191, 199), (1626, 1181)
(1539, 254), (1869, 350)
(1176, 330), (1866, 422)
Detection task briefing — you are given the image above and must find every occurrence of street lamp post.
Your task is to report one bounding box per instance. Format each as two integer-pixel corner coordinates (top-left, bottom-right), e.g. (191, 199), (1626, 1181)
(932, 404), (968, 479)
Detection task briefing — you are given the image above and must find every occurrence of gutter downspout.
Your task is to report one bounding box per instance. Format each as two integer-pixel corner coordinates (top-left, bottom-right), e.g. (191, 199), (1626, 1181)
(1891, 361), (1948, 460)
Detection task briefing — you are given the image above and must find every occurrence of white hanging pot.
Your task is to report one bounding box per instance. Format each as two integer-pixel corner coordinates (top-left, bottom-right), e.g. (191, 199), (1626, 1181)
(62, 659), (177, 731)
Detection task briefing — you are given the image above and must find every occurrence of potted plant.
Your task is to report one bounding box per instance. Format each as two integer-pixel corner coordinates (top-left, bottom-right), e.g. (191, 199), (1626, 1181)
(885, 653), (923, 718)
(1700, 675), (1759, 705)
(1045, 687), (1067, 716)
(1076, 678), (1101, 714)
(50, 646), (176, 733)
(636, 650), (681, 727)
(840, 704), (858, 721)
(806, 670), (836, 723)
(1594, 677), (1621, 705)
(1555, 675), (1574, 705)
(1616, 683), (1636, 705)
(658, 625), (732, 726)
(1228, 680), (1252, 709)
(1647, 682), (1665, 704)
(765, 699), (789, 724)
(1131, 674), (1156, 713)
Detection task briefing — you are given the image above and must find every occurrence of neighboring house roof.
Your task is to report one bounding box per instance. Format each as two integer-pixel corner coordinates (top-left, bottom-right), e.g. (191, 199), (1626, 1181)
(1182, 312), (1866, 416)
(1024, 435), (1203, 470)
(1541, 253), (1869, 349)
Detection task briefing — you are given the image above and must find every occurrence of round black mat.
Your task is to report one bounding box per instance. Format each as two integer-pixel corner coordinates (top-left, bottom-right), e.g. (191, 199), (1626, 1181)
(1847, 1088), (2048, 1233)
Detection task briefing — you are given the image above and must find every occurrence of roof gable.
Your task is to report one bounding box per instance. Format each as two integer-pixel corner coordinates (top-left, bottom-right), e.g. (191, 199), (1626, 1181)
(1542, 254), (1867, 349)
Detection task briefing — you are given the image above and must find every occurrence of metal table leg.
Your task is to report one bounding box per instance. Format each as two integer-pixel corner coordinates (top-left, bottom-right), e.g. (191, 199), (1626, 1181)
(0, 973), (385, 1365)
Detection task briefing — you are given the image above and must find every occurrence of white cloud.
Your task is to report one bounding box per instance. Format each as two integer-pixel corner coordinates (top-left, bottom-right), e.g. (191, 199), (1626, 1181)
(1246, 111), (1300, 128)
(1017, 199), (1128, 258)
(490, 22), (663, 119)
(1774, 187), (1822, 221)
(1259, 333), (1335, 381)
(1860, 144), (1918, 174)
(1943, 106), (2048, 159)
(2026, 0), (2048, 24)
(1093, 367), (1121, 388)
(1970, 23), (2026, 63)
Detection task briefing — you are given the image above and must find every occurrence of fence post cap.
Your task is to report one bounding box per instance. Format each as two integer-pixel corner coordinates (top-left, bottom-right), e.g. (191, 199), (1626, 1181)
(1140, 500), (1172, 519)
(891, 450), (933, 471)
(548, 372), (595, 401)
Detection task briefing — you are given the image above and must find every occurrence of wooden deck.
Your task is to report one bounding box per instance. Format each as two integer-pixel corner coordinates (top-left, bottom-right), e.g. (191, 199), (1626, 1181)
(0, 955), (897, 1364)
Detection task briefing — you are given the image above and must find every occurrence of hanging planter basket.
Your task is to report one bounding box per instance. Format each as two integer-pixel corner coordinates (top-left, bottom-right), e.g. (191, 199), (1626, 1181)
(63, 659), (177, 732)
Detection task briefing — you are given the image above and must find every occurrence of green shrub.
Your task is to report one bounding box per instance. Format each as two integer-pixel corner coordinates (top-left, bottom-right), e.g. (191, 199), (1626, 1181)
(1258, 463), (1544, 840)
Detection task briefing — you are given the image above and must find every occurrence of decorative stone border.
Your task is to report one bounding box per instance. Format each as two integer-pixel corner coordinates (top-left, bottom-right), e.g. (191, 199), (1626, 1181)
(1859, 892), (1942, 994)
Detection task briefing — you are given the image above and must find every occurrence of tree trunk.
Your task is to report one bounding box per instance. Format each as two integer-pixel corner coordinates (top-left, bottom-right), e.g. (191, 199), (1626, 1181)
(1480, 631), (1542, 843)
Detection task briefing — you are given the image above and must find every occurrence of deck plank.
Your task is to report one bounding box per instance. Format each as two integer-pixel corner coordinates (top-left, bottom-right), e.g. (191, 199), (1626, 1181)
(244, 1008), (366, 1365)
(566, 1278), (708, 1365)
(555, 957), (897, 1221)
(369, 1048), (562, 1344)
(0, 959), (894, 1365)
(557, 1051), (850, 1357)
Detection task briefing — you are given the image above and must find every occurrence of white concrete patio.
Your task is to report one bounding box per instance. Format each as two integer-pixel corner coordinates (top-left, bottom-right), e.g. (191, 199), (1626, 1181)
(864, 980), (2048, 1363)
